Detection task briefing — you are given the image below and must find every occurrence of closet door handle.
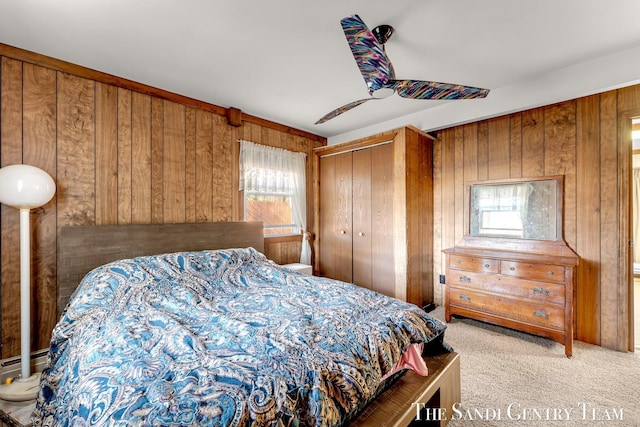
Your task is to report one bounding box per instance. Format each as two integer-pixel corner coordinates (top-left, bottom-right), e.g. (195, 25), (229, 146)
(340, 230), (346, 234)
(358, 232), (364, 237)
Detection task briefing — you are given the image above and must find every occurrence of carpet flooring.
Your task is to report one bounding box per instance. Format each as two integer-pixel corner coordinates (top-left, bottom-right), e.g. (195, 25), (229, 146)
(429, 307), (640, 426)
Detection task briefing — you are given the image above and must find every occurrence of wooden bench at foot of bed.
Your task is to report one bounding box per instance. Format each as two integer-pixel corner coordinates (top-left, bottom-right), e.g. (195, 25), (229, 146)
(351, 352), (460, 427)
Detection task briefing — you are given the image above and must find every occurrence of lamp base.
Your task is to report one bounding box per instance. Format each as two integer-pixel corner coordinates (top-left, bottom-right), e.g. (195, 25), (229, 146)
(0, 373), (41, 402)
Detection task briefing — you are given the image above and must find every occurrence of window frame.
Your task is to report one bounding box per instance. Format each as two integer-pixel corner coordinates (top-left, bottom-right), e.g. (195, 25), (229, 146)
(243, 190), (301, 236)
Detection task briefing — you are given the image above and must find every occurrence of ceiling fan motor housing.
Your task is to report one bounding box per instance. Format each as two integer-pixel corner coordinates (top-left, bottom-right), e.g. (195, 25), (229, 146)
(371, 87), (395, 99)
(372, 24), (394, 44)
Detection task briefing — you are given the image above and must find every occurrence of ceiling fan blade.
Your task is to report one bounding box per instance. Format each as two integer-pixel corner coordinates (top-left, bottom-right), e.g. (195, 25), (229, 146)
(322, 14), (491, 125)
(315, 98), (373, 124)
(340, 14), (392, 92)
(388, 79), (490, 100)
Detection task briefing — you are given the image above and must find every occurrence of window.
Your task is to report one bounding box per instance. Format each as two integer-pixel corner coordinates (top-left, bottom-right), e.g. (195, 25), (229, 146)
(239, 140), (306, 237)
(245, 193), (297, 235)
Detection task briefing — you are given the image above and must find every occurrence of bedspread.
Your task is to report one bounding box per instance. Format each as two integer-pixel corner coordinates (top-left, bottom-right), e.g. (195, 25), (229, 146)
(33, 247), (446, 427)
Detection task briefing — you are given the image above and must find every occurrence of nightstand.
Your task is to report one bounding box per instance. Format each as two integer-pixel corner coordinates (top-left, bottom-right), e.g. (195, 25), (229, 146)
(282, 263), (312, 275)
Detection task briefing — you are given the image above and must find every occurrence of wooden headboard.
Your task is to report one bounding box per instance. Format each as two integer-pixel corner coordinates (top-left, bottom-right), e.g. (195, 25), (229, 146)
(57, 221), (264, 314)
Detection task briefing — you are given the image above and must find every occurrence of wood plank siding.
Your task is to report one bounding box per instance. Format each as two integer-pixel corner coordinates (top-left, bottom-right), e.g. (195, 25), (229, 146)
(434, 91), (640, 352)
(0, 44), (325, 358)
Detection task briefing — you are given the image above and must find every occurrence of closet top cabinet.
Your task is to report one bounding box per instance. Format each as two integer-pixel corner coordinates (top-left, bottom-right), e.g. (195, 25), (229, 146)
(314, 126), (434, 307)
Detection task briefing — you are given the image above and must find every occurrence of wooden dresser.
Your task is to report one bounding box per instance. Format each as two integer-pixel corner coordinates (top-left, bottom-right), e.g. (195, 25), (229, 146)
(443, 175), (579, 357)
(443, 245), (578, 357)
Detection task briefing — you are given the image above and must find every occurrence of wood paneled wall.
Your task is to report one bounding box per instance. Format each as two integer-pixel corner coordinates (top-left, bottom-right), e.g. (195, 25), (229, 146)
(434, 87), (640, 351)
(0, 44), (325, 358)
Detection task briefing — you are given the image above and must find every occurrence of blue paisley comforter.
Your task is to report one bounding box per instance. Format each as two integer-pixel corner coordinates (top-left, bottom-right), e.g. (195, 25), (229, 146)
(33, 247), (446, 427)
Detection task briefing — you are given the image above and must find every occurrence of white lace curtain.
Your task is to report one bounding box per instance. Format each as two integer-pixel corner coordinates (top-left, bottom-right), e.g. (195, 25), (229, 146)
(475, 183), (532, 227)
(239, 140), (311, 265)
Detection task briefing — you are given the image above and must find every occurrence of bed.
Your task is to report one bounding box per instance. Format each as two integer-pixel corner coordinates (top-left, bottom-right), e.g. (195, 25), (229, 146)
(32, 222), (453, 427)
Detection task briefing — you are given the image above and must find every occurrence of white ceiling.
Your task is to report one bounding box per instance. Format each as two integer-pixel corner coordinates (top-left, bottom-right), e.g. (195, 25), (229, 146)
(2, 0), (640, 145)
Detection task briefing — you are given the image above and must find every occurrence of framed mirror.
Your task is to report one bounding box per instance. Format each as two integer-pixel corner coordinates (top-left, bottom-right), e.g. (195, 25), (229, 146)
(467, 176), (563, 242)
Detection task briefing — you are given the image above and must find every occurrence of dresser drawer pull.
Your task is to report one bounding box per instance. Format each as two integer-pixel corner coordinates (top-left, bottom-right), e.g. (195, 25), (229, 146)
(547, 271), (554, 276)
(533, 310), (549, 319)
(533, 287), (550, 296)
(484, 263), (490, 268)
(459, 275), (471, 283)
(509, 266), (515, 271)
(455, 259), (461, 264)
(459, 295), (471, 302)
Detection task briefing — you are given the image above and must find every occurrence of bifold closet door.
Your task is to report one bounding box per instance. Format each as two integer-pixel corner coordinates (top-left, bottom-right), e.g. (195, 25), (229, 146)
(319, 151), (353, 283)
(352, 148), (372, 288)
(369, 143), (394, 296)
(352, 144), (394, 296)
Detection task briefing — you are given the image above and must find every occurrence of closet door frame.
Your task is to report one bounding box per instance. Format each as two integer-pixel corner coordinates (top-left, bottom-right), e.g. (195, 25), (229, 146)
(315, 133), (396, 285)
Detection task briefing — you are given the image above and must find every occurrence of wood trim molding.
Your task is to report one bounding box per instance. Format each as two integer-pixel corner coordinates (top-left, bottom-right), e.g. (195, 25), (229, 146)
(618, 108), (640, 352)
(314, 131), (398, 157)
(242, 114), (326, 143)
(0, 43), (326, 144)
(0, 43), (228, 116)
(226, 107), (243, 127)
(314, 126), (433, 158)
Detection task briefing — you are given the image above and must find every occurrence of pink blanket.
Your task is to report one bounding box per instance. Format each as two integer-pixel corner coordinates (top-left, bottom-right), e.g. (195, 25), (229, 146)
(381, 342), (429, 381)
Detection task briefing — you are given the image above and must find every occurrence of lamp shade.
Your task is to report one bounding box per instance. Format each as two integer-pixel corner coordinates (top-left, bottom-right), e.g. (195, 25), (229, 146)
(0, 164), (55, 209)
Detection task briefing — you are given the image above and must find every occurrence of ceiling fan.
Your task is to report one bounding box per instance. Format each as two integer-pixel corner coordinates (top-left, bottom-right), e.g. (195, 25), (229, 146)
(315, 14), (490, 124)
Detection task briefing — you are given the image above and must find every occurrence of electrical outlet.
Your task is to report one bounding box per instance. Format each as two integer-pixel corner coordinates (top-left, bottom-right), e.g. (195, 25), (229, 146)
(439, 274), (446, 284)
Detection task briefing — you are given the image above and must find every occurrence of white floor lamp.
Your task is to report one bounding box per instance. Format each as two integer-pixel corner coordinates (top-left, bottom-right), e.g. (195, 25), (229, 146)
(0, 164), (55, 402)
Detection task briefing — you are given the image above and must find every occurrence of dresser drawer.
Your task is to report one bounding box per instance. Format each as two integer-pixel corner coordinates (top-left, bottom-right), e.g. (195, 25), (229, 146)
(446, 271), (565, 305)
(448, 255), (498, 273)
(500, 260), (565, 284)
(449, 288), (565, 330)
(495, 274), (565, 305)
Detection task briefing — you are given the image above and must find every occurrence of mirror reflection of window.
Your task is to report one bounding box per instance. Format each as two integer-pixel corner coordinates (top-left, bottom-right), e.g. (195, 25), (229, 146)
(470, 180), (557, 240)
(480, 210), (523, 237)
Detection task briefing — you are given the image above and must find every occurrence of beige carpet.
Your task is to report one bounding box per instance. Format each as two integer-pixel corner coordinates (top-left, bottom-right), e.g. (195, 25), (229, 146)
(430, 307), (640, 426)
